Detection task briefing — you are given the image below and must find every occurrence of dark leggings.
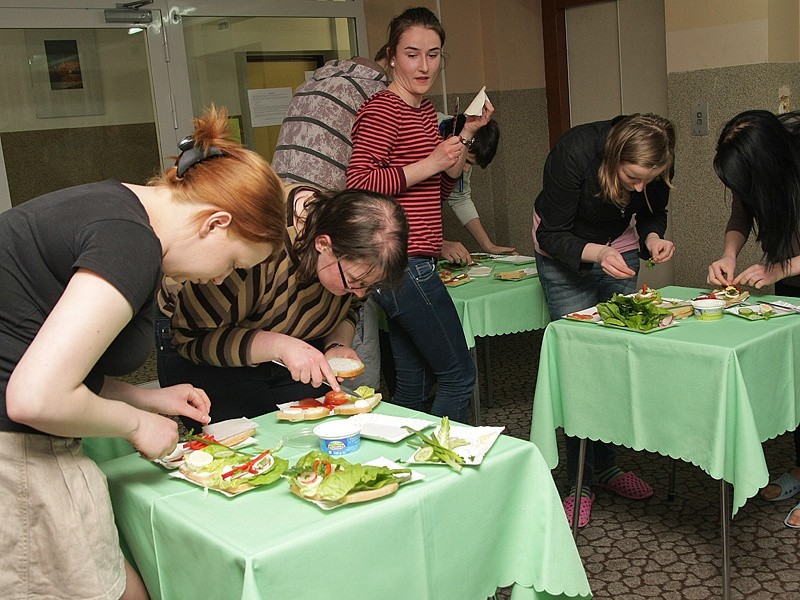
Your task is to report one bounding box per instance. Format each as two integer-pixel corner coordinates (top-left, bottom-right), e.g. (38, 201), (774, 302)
(774, 280), (800, 467)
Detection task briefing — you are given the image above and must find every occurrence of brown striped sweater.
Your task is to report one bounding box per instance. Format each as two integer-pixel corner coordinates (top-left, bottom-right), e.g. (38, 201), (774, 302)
(158, 188), (360, 368)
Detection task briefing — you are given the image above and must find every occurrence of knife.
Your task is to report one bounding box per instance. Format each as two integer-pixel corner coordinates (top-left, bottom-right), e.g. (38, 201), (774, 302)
(271, 359), (363, 397)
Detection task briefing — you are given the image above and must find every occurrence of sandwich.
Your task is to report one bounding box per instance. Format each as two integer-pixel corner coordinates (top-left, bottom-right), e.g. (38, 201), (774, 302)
(327, 357), (365, 378)
(696, 285), (750, 306)
(276, 386), (382, 422)
(176, 437), (288, 495)
(286, 450), (411, 505)
(158, 417), (258, 468)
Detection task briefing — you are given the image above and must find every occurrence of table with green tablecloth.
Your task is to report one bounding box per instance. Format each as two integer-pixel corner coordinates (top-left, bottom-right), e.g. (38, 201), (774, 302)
(530, 285), (800, 515)
(100, 402), (591, 600)
(446, 259), (550, 349)
(445, 258), (549, 423)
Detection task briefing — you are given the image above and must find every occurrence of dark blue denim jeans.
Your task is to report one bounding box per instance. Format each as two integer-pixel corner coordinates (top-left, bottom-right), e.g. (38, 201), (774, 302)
(535, 248), (640, 488)
(373, 257), (475, 422)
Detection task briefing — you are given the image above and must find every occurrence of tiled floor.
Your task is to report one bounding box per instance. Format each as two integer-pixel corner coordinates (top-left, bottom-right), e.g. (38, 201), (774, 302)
(125, 331), (800, 599)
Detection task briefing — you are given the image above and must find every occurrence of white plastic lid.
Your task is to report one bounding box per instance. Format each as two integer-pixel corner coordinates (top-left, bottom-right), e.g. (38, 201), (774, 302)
(313, 420), (361, 440)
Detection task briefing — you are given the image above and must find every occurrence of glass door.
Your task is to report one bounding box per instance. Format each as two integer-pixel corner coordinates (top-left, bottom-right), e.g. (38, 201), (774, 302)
(0, 6), (174, 212)
(164, 0), (368, 162)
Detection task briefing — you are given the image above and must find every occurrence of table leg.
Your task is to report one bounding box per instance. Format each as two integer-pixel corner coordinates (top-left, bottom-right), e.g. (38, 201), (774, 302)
(668, 458), (676, 501)
(571, 437), (588, 540)
(469, 346), (481, 426)
(720, 480), (731, 600)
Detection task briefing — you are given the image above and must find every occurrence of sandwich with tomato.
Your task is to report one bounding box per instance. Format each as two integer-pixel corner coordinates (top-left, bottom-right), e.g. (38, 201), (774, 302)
(696, 285), (749, 306)
(177, 436), (288, 495)
(276, 386), (381, 422)
(286, 451), (410, 505)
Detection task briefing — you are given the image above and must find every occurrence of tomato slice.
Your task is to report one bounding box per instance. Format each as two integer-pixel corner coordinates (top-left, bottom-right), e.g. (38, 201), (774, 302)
(324, 390), (350, 406)
(296, 398), (323, 408)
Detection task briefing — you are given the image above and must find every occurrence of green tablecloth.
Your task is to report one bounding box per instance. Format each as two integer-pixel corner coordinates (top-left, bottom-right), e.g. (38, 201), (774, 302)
(446, 259), (550, 348)
(530, 286), (800, 516)
(100, 403), (590, 600)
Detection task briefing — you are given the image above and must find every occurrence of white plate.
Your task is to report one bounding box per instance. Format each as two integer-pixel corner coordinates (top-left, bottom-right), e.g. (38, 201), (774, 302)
(347, 413), (436, 443)
(297, 457), (423, 511)
(725, 302), (797, 320)
(406, 425), (504, 466)
(491, 255), (536, 265)
(466, 265), (493, 277)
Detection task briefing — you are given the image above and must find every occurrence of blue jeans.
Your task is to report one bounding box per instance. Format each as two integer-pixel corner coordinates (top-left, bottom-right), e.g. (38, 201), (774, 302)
(373, 257), (475, 422)
(535, 249), (640, 487)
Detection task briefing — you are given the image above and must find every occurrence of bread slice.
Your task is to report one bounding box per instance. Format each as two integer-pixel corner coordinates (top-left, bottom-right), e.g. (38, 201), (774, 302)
(202, 418), (258, 447)
(289, 480), (399, 505)
(333, 393), (381, 416)
(276, 405), (330, 422)
(327, 357), (365, 378)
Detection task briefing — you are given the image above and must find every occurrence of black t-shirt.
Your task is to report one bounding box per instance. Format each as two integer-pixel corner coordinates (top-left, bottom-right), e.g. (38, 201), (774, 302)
(0, 180), (162, 434)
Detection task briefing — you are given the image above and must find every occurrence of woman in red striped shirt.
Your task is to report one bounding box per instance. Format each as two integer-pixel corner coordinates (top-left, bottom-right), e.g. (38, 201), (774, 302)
(347, 7), (491, 421)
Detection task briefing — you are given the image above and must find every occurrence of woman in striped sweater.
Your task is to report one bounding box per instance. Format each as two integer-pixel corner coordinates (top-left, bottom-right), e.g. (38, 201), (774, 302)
(346, 7), (491, 422)
(157, 186), (408, 430)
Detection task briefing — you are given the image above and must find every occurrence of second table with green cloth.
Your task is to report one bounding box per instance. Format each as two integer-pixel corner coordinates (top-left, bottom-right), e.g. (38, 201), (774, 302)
(100, 402), (591, 600)
(530, 285), (800, 516)
(445, 258), (550, 349)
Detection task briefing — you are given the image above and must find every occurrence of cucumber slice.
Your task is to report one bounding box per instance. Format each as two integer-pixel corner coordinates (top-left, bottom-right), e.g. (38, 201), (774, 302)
(414, 446), (434, 462)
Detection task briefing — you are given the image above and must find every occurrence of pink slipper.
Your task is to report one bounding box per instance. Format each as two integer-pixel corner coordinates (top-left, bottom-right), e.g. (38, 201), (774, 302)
(594, 471), (653, 500)
(563, 493), (595, 528)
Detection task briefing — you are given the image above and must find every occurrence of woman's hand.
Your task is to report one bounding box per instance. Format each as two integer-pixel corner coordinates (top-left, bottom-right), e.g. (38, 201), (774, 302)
(596, 246), (636, 279)
(441, 240), (471, 264)
(128, 412), (181, 460)
(429, 136), (466, 173)
(461, 99), (494, 138)
(277, 337), (339, 389)
(645, 235), (674, 264)
(733, 263), (783, 289)
(484, 243), (516, 255)
(145, 384), (211, 425)
(707, 256), (737, 286)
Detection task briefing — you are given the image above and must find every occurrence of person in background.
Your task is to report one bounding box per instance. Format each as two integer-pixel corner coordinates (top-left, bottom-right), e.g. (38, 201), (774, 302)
(437, 113), (515, 258)
(533, 113), (676, 527)
(347, 6), (491, 422)
(708, 109), (800, 528)
(0, 106), (286, 600)
(157, 185), (408, 431)
(270, 49), (389, 391)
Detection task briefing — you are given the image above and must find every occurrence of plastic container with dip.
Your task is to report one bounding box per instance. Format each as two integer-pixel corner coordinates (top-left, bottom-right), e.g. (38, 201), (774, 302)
(313, 420), (361, 456)
(691, 298), (726, 320)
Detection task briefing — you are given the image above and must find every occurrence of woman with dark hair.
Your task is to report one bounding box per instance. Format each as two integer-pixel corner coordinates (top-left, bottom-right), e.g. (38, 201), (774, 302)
(0, 105), (286, 599)
(709, 109), (800, 527)
(533, 113), (677, 527)
(157, 185), (408, 429)
(347, 6), (492, 422)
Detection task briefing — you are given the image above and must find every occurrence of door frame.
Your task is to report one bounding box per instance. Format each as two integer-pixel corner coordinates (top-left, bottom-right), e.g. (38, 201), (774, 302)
(541, 0), (611, 147)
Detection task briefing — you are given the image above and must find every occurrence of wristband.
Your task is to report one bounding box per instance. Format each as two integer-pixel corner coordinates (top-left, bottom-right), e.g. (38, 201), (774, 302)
(323, 342), (345, 353)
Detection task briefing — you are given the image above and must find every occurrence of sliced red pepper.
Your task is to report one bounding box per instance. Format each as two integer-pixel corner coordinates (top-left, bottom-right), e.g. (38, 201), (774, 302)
(188, 434), (217, 450)
(221, 449), (271, 479)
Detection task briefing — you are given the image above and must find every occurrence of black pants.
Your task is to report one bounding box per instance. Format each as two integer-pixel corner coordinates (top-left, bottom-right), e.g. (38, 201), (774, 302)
(775, 280), (800, 467)
(155, 313), (325, 431)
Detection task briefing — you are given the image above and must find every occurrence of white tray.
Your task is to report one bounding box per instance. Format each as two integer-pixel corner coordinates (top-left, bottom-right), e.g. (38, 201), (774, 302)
(347, 413), (436, 443)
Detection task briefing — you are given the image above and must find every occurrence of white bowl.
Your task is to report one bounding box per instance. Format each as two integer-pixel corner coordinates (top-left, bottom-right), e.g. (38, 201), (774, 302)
(691, 298), (726, 320)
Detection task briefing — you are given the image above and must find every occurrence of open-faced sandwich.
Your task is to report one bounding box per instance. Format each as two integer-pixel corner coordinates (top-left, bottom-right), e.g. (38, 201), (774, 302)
(276, 386), (382, 422)
(439, 269), (471, 286)
(700, 285), (750, 306)
(176, 437), (288, 495)
(286, 450), (411, 506)
(158, 417), (259, 469)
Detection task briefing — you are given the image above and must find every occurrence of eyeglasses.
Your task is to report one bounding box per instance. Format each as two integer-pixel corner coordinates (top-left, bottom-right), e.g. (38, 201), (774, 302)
(337, 258), (375, 293)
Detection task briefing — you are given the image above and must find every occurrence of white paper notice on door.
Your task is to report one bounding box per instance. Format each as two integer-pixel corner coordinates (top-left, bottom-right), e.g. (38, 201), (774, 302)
(247, 87), (292, 127)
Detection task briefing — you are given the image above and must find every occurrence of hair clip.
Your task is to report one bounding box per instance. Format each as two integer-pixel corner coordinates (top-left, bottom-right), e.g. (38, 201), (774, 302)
(176, 135), (224, 177)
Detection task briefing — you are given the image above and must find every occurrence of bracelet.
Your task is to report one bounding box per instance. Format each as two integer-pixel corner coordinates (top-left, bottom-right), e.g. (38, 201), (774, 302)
(323, 342), (345, 353)
(459, 136), (474, 148)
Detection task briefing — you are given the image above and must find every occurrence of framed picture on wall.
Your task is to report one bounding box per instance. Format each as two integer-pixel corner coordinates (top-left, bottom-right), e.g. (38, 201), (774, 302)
(25, 29), (104, 119)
